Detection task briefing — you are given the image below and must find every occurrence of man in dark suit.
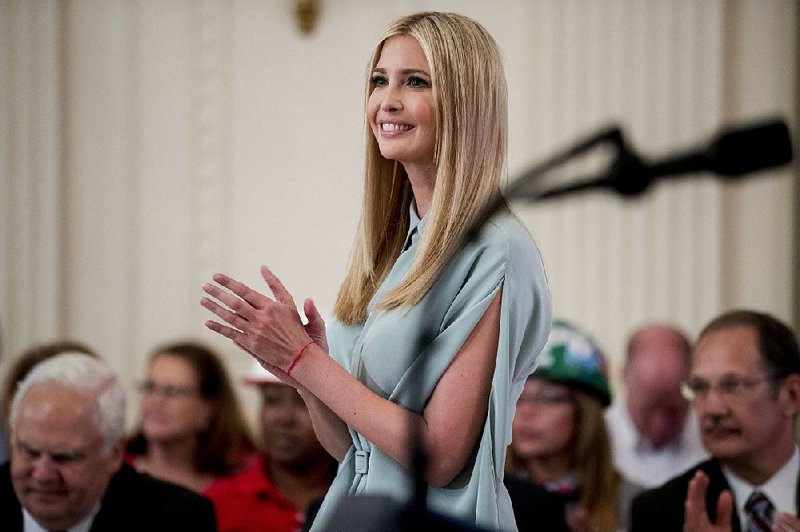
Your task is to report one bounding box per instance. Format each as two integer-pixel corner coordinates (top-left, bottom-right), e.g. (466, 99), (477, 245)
(1, 352), (216, 531)
(630, 310), (800, 531)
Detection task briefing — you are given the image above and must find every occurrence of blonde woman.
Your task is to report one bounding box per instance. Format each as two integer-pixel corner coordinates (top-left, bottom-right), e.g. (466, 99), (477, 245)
(506, 321), (643, 532)
(202, 12), (551, 530)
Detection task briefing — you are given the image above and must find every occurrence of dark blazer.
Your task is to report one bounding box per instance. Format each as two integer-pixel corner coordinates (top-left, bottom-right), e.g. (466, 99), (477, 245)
(630, 458), (800, 532)
(1, 462), (217, 531)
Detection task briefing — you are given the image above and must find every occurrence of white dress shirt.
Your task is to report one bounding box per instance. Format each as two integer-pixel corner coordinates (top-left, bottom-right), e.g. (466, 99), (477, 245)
(23, 504), (99, 532)
(606, 401), (708, 488)
(723, 446), (799, 528)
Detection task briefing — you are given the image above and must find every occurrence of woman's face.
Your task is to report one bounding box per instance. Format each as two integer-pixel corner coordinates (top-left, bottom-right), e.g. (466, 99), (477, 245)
(258, 383), (326, 467)
(511, 379), (576, 462)
(139, 354), (211, 443)
(367, 34), (437, 174)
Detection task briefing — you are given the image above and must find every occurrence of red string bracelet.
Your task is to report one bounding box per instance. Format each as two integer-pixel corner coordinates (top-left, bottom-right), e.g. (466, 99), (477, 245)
(287, 340), (314, 376)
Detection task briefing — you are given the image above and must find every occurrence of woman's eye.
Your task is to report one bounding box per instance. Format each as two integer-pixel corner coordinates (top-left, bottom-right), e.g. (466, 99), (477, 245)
(407, 76), (429, 88)
(370, 75), (388, 87)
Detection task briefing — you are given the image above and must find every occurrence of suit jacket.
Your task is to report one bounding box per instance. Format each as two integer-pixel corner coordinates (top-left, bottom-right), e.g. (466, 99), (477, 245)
(630, 458), (800, 532)
(1, 462), (217, 531)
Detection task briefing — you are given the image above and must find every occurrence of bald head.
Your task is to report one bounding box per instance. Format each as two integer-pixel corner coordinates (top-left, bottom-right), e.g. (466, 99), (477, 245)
(626, 325), (691, 367)
(623, 324), (692, 449)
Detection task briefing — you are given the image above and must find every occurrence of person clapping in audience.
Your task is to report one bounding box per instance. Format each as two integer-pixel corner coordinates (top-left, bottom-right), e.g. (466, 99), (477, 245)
(630, 310), (800, 532)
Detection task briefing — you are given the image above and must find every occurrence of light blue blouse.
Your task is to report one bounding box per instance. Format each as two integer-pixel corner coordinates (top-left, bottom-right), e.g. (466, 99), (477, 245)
(311, 206), (551, 531)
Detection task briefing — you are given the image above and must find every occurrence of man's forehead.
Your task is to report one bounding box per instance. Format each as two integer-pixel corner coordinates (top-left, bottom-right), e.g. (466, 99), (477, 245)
(14, 384), (101, 447)
(20, 382), (94, 411)
(691, 326), (761, 374)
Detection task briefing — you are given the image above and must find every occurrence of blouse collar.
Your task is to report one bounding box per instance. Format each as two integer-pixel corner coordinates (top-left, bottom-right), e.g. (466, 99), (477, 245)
(403, 200), (428, 251)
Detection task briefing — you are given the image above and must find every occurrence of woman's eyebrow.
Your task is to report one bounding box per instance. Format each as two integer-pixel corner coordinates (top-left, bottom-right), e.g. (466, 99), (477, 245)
(372, 67), (430, 76)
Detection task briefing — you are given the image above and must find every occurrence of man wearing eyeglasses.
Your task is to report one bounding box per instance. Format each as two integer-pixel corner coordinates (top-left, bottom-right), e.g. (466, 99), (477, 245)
(630, 309), (800, 532)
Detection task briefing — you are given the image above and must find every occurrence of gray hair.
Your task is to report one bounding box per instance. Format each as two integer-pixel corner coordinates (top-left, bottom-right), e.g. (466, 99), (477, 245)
(10, 352), (126, 455)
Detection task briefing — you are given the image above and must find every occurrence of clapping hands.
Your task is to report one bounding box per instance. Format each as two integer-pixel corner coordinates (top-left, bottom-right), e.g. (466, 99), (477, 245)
(201, 266), (326, 381)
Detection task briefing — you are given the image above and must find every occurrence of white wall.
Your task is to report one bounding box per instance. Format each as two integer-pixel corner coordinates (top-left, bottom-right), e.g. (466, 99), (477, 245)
(1, 0), (797, 421)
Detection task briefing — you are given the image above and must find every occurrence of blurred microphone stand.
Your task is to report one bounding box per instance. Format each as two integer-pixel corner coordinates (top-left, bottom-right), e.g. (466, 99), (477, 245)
(471, 116), (793, 236)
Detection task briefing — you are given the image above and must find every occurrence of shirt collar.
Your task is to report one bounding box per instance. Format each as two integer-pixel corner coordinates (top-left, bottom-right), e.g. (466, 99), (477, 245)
(23, 503), (99, 532)
(722, 446), (799, 523)
(543, 471), (579, 494)
(634, 432), (684, 454)
(402, 200), (427, 251)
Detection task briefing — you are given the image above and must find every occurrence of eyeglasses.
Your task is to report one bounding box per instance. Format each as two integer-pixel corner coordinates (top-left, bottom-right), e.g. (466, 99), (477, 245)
(138, 380), (198, 398)
(517, 393), (573, 406)
(680, 373), (781, 402)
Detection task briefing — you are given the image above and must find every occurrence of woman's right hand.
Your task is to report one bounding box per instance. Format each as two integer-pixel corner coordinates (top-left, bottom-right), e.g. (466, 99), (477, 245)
(201, 267), (312, 372)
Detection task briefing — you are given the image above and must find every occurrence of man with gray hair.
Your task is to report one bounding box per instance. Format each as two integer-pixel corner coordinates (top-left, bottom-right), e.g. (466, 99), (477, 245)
(0, 352), (216, 531)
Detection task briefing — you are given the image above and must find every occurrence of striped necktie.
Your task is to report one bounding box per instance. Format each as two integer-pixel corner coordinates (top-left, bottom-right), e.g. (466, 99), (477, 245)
(744, 491), (774, 532)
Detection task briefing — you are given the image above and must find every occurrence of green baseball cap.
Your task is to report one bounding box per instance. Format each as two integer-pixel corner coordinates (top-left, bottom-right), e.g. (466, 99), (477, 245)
(532, 319), (612, 406)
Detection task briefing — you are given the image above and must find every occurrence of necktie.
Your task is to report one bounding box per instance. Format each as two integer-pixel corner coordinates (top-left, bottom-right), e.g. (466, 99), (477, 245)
(745, 491), (775, 532)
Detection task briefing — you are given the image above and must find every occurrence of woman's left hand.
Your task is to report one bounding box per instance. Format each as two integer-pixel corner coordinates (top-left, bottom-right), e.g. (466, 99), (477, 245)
(201, 266), (313, 372)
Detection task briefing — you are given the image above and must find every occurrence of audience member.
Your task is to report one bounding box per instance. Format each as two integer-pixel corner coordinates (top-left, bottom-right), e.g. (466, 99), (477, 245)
(205, 360), (337, 532)
(506, 320), (643, 532)
(606, 323), (707, 488)
(126, 341), (255, 492)
(1, 340), (97, 461)
(1, 352), (216, 531)
(630, 309), (800, 531)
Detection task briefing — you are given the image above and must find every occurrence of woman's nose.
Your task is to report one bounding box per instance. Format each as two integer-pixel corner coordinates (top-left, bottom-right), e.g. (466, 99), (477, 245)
(380, 85), (403, 112)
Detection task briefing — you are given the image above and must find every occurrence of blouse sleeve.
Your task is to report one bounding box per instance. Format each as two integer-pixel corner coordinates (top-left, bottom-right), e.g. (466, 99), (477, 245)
(388, 226), (510, 412)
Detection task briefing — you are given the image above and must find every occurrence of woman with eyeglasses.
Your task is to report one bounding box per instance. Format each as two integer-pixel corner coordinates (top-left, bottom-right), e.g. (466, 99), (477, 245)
(126, 341), (256, 493)
(505, 320), (643, 532)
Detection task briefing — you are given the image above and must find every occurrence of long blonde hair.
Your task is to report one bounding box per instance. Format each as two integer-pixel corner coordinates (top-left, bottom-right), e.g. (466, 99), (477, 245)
(506, 390), (621, 532)
(334, 12), (508, 324)
(570, 391), (621, 532)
